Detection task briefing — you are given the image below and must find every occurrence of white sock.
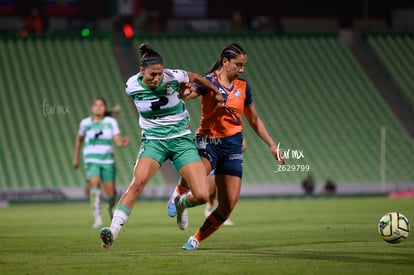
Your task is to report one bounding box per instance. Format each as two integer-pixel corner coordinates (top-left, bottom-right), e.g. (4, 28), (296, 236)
(110, 208), (129, 240)
(177, 193), (193, 208)
(90, 187), (102, 225)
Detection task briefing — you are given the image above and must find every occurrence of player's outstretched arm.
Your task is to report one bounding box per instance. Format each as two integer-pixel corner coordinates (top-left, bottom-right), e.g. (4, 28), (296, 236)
(187, 72), (224, 104)
(244, 104), (285, 165)
(178, 82), (199, 101)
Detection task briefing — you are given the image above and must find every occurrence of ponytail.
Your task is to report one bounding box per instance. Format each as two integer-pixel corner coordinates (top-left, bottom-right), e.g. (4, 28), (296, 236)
(138, 43), (163, 67)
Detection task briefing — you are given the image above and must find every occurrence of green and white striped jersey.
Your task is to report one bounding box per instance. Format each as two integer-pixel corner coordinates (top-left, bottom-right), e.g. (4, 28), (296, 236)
(125, 69), (192, 140)
(78, 116), (120, 164)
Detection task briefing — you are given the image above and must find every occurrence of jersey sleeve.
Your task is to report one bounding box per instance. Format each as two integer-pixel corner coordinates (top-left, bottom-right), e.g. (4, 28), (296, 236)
(244, 82), (253, 106)
(110, 117), (121, 136)
(78, 119), (86, 137)
(194, 74), (213, 95)
(164, 69), (190, 83)
(125, 74), (136, 97)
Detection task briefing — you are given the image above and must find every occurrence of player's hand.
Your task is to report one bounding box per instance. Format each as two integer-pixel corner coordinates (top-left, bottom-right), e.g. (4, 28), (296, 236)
(122, 136), (130, 147)
(73, 160), (79, 169)
(271, 145), (285, 165)
(215, 93), (224, 105)
(178, 82), (192, 99)
(276, 149), (285, 165)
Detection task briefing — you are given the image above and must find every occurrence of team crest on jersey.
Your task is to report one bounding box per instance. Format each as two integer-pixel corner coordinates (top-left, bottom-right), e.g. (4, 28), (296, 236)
(234, 89), (241, 98)
(165, 84), (175, 95)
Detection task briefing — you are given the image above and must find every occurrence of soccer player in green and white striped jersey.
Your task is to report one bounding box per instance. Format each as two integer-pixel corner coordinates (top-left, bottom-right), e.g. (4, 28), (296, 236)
(99, 44), (224, 249)
(73, 97), (129, 228)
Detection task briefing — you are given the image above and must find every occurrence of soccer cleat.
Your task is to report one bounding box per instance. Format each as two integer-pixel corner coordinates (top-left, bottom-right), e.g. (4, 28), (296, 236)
(167, 193), (177, 217)
(174, 196), (188, 230)
(223, 218), (234, 226)
(182, 236), (199, 250)
(100, 227), (114, 249)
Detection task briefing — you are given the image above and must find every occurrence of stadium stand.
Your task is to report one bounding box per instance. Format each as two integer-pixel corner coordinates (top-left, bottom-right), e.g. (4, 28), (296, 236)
(365, 32), (414, 109)
(0, 32), (413, 199)
(0, 35), (166, 195)
(133, 33), (414, 187)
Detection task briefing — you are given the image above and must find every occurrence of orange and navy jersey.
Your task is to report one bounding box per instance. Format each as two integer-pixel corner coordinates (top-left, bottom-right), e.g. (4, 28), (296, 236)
(195, 70), (253, 138)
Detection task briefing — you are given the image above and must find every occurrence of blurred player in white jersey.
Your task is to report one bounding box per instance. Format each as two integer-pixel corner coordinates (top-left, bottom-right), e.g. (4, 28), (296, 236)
(73, 97), (129, 228)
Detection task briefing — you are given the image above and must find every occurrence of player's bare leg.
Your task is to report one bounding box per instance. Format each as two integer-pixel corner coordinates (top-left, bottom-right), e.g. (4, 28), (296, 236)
(100, 158), (159, 248)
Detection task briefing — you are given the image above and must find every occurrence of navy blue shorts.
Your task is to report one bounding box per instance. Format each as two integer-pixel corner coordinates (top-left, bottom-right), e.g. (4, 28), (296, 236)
(195, 132), (243, 178)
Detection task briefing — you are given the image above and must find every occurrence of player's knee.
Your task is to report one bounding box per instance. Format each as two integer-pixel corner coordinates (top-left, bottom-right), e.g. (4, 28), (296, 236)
(128, 178), (145, 194)
(194, 191), (209, 204)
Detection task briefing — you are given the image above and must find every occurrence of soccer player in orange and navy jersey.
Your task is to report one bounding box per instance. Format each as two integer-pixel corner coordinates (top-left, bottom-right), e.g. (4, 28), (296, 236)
(168, 43), (285, 250)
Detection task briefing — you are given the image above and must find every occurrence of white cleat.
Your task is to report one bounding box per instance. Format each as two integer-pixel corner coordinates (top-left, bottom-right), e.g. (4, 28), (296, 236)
(174, 196), (188, 230)
(182, 236), (200, 250)
(223, 219), (234, 226)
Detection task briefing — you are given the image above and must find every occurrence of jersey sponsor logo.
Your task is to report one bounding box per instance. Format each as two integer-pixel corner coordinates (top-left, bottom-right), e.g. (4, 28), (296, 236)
(150, 96), (169, 110)
(228, 154), (242, 160)
(94, 130), (103, 139)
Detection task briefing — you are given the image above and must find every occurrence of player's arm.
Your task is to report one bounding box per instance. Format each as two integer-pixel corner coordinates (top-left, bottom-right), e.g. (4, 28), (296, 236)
(244, 104), (284, 164)
(178, 81), (199, 101)
(112, 118), (129, 147)
(73, 134), (84, 169)
(187, 72), (224, 104)
(113, 134), (129, 147)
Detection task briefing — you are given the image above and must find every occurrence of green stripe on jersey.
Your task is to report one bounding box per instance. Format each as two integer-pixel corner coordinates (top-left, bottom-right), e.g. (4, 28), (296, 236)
(84, 123), (113, 131)
(85, 153), (114, 160)
(85, 139), (113, 146)
(143, 117), (191, 139)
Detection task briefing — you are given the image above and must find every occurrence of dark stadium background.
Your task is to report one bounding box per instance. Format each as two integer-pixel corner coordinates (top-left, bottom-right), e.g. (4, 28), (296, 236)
(1, 0), (413, 202)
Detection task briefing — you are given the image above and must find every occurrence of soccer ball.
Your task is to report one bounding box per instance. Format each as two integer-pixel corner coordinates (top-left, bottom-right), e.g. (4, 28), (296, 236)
(378, 212), (410, 244)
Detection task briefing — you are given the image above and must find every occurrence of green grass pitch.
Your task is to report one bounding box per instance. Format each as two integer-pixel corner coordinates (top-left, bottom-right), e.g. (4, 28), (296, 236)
(1, 196), (413, 274)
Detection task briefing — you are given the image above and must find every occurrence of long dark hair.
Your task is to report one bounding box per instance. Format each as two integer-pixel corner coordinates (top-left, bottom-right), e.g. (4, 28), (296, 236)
(139, 43), (164, 67)
(205, 43), (247, 75)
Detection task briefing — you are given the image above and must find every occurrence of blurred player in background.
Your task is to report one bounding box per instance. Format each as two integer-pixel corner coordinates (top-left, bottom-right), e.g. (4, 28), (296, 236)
(99, 44), (224, 249)
(73, 97), (129, 228)
(168, 43), (285, 250)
